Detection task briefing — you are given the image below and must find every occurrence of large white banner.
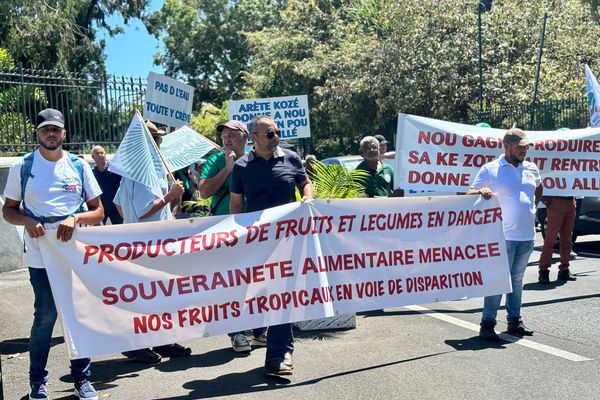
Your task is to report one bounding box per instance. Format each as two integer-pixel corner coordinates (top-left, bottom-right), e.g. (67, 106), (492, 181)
(395, 114), (600, 196)
(39, 196), (510, 359)
(227, 95), (311, 139)
(144, 71), (194, 128)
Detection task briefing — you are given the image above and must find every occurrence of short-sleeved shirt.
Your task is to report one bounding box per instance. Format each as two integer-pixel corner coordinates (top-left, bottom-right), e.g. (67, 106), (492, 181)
(199, 152), (231, 216)
(113, 177), (172, 223)
(470, 155), (541, 241)
(355, 160), (394, 197)
(230, 147), (307, 212)
(93, 164), (121, 212)
(3, 150), (102, 268)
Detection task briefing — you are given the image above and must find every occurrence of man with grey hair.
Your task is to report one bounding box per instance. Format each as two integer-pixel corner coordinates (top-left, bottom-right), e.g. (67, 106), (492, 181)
(230, 114), (314, 376)
(355, 136), (396, 197)
(91, 145), (122, 225)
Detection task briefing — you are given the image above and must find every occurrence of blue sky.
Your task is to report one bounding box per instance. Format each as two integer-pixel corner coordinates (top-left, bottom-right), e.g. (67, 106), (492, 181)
(102, 0), (165, 78)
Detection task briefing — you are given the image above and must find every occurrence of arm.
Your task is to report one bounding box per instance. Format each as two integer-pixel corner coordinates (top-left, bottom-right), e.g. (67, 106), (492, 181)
(198, 151), (235, 199)
(56, 197), (104, 242)
(466, 187), (493, 199)
(534, 184), (543, 207)
(115, 204), (124, 219)
(2, 198), (45, 238)
(230, 192), (244, 214)
(298, 178), (315, 202)
(139, 180), (185, 220)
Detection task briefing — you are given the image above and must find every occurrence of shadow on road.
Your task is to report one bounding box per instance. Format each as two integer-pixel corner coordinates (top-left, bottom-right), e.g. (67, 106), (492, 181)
(0, 336), (63, 355)
(159, 351), (451, 399)
(445, 336), (508, 351)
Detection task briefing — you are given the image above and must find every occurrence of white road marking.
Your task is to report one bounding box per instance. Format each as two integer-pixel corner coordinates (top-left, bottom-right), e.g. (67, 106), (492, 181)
(405, 304), (593, 362)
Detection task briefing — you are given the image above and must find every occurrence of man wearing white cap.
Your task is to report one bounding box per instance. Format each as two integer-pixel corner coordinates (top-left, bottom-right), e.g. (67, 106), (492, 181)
(467, 128), (543, 342)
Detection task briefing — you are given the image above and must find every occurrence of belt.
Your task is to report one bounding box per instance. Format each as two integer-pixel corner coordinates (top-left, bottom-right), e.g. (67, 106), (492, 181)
(27, 214), (72, 224)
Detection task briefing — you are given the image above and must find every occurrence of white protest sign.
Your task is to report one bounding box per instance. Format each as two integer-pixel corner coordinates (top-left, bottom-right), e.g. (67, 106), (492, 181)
(39, 196), (510, 359)
(144, 71), (194, 128)
(227, 95), (311, 139)
(395, 114), (600, 196)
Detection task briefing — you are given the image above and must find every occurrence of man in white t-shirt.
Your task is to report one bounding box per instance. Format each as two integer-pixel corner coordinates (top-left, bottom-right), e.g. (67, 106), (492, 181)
(2, 108), (104, 400)
(467, 128), (543, 342)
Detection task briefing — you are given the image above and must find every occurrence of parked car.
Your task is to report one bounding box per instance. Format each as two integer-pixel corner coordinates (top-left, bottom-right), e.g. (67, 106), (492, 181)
(321, 155), (363, 171)
(537, 197), (600, 243)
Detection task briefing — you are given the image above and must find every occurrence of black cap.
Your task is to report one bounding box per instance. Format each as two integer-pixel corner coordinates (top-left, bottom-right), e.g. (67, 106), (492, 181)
(36, 108), (64, 129)
(374, 134), (389, 145)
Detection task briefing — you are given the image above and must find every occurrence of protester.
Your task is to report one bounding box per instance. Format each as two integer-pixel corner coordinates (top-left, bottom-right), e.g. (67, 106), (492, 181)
(538, 127), (577, 284)
(113, 119), (192, 363)
(304, 154), (318, 178)
(355, 136), (396, 197)
(91, 145), (123, 225)
(187, 159), (206, 195)
(230, 115), (314, 376)
(197, 120), (267, 352)
(467, 128), (543, 341)
(374, 134), (395, 160)
(2, 108), (104, 400)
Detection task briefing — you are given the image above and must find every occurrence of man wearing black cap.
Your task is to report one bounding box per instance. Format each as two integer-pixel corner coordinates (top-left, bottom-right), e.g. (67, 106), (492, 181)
(114, 119), (192, 363)
(467, 128), (543, 342)
(374, 134), (395, 160)
(3, 108), (104, 399)
(198, 119), (267, 352)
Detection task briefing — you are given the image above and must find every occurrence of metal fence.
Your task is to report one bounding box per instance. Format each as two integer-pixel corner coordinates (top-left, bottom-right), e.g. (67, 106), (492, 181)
(460, 96), (590, 130)
(0, 65), (146, 155)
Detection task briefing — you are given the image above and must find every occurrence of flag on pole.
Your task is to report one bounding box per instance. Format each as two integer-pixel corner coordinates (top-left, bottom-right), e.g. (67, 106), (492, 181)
(109, 112), (168, 198)
(160, 125), (218, 172)
(585, 64), (600, 127)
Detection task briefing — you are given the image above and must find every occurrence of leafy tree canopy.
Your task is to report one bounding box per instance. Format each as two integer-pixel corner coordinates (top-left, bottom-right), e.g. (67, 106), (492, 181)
(146, 0), (284, 104)
(0, 0), (149, 73)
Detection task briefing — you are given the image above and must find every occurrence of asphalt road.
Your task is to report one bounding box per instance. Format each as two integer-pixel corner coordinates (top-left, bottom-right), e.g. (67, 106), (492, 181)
(1, 233), (599, 400)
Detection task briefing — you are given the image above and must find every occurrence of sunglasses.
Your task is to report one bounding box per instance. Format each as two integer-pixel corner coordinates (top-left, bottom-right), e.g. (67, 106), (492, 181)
(256, 129), (280, 139)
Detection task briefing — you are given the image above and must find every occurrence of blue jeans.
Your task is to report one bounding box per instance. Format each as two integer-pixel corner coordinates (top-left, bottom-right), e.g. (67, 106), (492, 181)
(265, 323), (294, 362)
(481, 240), (534, 325)
(29, 267), (91, 384)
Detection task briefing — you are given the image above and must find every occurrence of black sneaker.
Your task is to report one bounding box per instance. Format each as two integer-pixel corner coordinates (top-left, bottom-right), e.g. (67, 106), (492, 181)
(265, 357), (294, 376)
(538, 269), (550, 284)
(507, 319), (533, 336)
(557, 269), (575, 281)
(479, 323), (499, 342)
(153, 343), (192, 357)
(122, 348), (161, 364)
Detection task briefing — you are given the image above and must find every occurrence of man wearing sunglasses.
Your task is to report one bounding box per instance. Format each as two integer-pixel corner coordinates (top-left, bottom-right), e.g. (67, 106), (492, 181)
(230, 115), (314, 376)
(198, 120), (267, 352)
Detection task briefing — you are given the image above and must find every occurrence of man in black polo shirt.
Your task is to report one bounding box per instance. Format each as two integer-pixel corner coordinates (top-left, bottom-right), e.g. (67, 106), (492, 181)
(91, 145), (123, 225)
(230, 115), (314, 376)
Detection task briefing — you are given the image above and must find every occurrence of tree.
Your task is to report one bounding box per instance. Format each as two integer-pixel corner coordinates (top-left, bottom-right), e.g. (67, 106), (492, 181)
(245, 0), (600, 156)
(146, 0), (284, 104)
(0, 1), (149, 73)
